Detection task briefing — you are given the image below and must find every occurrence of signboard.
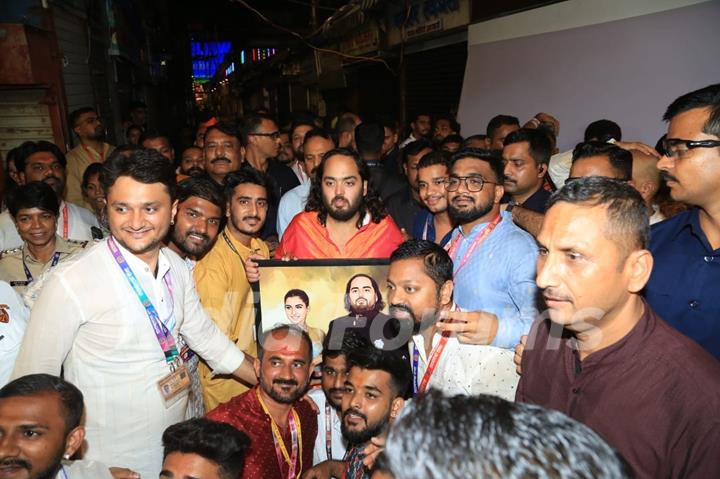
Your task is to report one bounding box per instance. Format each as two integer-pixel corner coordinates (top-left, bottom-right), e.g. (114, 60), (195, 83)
(339, 21), (381, 56)
(386, 0), (470, 46)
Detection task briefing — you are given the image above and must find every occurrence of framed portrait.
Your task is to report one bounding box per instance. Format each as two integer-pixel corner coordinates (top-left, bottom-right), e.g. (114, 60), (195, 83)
(255, 258), (390, 342)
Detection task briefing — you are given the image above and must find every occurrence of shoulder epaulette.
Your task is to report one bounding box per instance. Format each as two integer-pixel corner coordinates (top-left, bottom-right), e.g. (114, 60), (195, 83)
(0, 248), (21, 259)
(67, 239), (89, 248)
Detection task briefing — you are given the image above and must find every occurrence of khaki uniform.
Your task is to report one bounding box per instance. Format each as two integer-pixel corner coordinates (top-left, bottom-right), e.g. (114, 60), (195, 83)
(0, 236), (88, 295)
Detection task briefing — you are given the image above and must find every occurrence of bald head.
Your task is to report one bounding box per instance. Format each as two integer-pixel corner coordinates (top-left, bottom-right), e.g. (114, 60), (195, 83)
(631, 151), (661, 206)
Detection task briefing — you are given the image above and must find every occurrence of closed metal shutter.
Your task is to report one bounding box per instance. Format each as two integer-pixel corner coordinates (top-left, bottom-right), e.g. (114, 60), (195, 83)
(0, 89), (54, 161)
(52, 2), (94, 123)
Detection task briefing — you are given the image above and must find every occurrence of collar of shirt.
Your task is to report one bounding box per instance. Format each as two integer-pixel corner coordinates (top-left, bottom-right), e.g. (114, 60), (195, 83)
(112, 236), (171, 280)
(454, 210), (507, 239)
(22, 235), (73, 263)
(562, 300), (654, 375)
(222, 227), (263, 256)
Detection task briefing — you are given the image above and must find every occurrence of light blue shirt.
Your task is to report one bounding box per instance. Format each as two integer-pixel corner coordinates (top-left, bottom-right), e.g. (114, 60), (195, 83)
(450, 211), (538, 349)
(276, 182), (311, 240)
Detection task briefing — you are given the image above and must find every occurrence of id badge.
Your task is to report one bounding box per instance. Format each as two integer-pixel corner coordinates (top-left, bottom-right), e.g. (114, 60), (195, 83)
(157, 365), (191, 408)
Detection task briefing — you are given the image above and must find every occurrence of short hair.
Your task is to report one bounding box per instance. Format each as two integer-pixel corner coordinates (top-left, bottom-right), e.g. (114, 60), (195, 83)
(222, 164), (271, 204)
(322, 330), (365, 362)
(571, 141), (633, 181)
(139, 130), (171, 146)
(347, 342), (411, 398)
(125, 124), (142, 137)
(205, 122), (243, 145)
(354, 122), (385, 156)
(241, 112), (276, 144)
(303, 128), (334, 145)
(305, 148), (388, 227)
(82, 162), (104, 190)
(176, 176), (225, 214)
(100, 148), (177, 199)
(548, 176), (649, 252)
(162, 418), (250, 479)
(450, 148), (505, 183)
(0, 374), (84, 435)
(503, 128), (553, 166)
(335, 117), (357, 134)
(7, 181), (60, 218)
(584, 119), (622, 142)
(69, 106), (96, 128)
(344, 273), (386, 311)
(291, 120), (316, 138)
(15, 141), (67, 172)
(663, 83), (720, 138)
(384, 389), (630, 479)
(434, 115), (461, 134)
(486, 115), (519, 138)
(440, 134), (464, 147)
(284, 288), (309, 307)
(377, 114), (398, 133)
(417, 150), (450, 171)
(409, 112), (430, 124)
(390, 240), (453, 291)
(258, 324), (313, 361)
(401, 139), (433, 165)
(463, 134), (487, 147)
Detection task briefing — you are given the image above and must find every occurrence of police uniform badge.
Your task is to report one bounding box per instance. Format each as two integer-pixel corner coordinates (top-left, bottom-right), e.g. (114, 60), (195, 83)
(0, 304), (9, 323)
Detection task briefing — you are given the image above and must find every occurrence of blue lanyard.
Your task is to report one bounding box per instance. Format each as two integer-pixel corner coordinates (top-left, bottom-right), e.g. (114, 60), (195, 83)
(23, 251), (61, 283)
(59, 466), (69, 479)
(107, 237), (179, 367)
(411, 343), (420, 396)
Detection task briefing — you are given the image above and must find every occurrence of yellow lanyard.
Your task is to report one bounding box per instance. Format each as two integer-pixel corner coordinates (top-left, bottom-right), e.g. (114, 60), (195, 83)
(256, 389), (303, 478)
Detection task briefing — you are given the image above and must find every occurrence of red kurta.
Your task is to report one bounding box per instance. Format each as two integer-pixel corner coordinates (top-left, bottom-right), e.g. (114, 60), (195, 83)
(207, 386), (318, 479)
(275, 212), (404, 259)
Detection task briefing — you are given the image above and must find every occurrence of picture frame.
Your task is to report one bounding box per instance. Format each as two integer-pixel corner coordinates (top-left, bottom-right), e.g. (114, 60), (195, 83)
(255, 258), (390, 348)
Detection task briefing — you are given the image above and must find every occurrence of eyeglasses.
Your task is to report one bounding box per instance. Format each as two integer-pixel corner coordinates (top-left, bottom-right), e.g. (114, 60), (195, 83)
(662, 138), (720, 158)
(249, 131), (281, 140)
(565, 176), (630, 185)
(445, 176), (497, 192)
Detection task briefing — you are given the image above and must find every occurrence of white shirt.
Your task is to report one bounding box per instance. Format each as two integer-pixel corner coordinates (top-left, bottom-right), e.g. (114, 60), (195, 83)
(0, 281), (29, 387)
(276, 182), (311, 240)
(399, 133), (419, 149)
(12, 238), (245, 478)
(58, 460), (113, 479)
(409, 331), (519, 401)
(0, 201), (99, 250)
(308, 388), (347, 465)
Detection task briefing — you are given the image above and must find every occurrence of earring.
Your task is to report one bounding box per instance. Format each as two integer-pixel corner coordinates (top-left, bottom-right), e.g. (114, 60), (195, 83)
(63, 454), (70, 460)
(170, 219), (175, 226)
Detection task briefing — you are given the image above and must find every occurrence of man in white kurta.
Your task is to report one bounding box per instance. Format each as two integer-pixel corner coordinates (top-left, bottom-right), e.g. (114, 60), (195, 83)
(12, 238), (246, 477)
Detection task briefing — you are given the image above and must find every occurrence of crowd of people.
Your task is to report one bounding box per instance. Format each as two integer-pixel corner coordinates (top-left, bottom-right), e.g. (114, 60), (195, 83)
(0, 82), (719, 479)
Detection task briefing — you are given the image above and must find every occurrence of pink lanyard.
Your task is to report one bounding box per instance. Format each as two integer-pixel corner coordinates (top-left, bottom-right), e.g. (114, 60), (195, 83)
(446, 215), (502, 275)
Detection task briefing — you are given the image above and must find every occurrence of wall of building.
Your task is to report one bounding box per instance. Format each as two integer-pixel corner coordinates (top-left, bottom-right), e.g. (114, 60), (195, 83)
(457, 0), (720, 150)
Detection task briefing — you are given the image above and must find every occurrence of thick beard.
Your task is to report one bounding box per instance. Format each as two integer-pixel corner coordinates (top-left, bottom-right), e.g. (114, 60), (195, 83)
(261, 377), (305, 405)
(341, 410), (391, 446)
(447, 197), (494, 224)
(34, 445), (65, 479)
(389, 303), (439, 335)
(170, 227), (210, 257)
(230, 216), (262, 237)
(324, 194), (362, 222)
(349, 302), (383, 318)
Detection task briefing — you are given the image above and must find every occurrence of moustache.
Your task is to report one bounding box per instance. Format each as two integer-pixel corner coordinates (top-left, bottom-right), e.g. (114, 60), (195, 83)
(661, 171), (678, 183)
(328, 387), (344, 396)
(211, 156), (231, 164)
(543, 288), (572, 302)
(343, 408), (367, 422)
(273, 379), (299, 387)
(451, 195), (474, 203)
(242, 216), (261, 223)
(389, 304), (416, 321)
(332, 195), (348, 203)
(186, 166), (204, 176)
(186, 230), (210, 241)
(0, 458), (31, 471)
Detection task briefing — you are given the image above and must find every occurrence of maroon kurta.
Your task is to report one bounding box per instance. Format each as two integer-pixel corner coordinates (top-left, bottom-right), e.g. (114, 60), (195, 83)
(517, 303), (720, 479)
(207, 386), (318, 479)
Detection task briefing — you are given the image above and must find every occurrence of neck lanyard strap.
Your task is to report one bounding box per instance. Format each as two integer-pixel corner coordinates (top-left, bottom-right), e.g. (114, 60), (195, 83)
(61, 203), (69, 240)
(107, 237), (179, 366)
(446, 215), (502, 275)
(257, 389), (302, 478)
(23, 251), (61, 283)
(412, 326), (451, 396)
(325, 402), (333, 460)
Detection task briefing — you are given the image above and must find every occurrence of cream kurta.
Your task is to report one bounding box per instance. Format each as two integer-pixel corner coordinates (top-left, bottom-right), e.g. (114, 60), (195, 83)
(410, 331), (520, 401)
(12, 238), (245, 478)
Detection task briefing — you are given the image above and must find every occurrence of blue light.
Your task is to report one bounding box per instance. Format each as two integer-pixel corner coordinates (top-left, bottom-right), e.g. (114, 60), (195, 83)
(191, 41), (232, 80)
